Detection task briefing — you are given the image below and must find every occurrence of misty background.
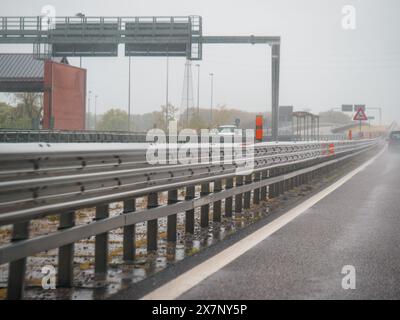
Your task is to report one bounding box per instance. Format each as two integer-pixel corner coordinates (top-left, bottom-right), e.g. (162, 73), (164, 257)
(0, 0), (399, 125)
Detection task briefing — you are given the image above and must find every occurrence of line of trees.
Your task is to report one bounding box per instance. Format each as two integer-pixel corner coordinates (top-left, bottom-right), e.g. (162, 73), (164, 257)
(93, 107), (353, 132)
(0, 93), (42, 129)
(95, 105), (271, 132)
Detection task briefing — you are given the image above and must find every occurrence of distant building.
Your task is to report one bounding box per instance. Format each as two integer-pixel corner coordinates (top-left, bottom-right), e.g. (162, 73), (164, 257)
(0, 54), (86, 130)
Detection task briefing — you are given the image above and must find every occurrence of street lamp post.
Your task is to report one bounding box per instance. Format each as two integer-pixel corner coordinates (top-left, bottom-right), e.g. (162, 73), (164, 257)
(94, 95), (98, 130)
(88, 90), (92, 130)
(165, 56), (169, 129)
(196, 64), (200, 116)
(128, 56), (131, 131)
(186, 60), (190, 127)
(209, 73), (214, 128)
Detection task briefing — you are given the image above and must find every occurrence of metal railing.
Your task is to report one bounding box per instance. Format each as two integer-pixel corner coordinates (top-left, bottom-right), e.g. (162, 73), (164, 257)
(0, 138), (382, 299)
(0, 129), (356, 143)
(0, 129), (149, 143)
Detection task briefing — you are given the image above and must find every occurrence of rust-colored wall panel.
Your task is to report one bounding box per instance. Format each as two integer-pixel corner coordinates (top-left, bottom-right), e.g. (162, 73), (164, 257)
(43, 61), (86, 130)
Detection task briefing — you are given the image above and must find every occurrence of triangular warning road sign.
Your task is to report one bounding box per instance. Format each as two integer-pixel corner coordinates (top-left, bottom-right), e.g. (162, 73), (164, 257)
(353, 108), (368, 121)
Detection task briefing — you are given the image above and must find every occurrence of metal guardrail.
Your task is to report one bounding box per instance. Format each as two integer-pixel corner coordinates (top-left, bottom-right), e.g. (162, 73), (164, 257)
(0, 129), (150, 143)
(0, 129), (352, 143)
(0, 139), (382, 299)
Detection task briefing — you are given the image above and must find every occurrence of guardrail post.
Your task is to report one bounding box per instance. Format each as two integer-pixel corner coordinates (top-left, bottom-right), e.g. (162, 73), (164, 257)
(306, 166), (311, 183)
(273, 168), (279, 196)
(294, 165), (299, 188)
(253, 172), (261, 205)
(95, 204), (109, 276)
(225, 178), (233, 217)
(235, 176), (244, 214)
(123, 199), (136, 262)
(304, 167), (309, 185)
(287, 166), (293, 190)
(278, 167), (284, 195)
(283, 167), (289, 192)
(283, 166), (289, 192)
(268, 169), (275, 199)
(7, 221), (29, 300)
(292, 165), (298, 188)
(213, 180), (222, 223)
(299, 165), (304, 185)
(167, 190), (178, 242)
(318, 165), (323, 179)
(288, 166), (293, 191)
(57, 211), (75, 287)
(244, 174), (252, 209)
(260, 170), (268, 201)
(147, 193), (159, 252)
(185, 185), (195, 234)
(200, 183), (210, 228)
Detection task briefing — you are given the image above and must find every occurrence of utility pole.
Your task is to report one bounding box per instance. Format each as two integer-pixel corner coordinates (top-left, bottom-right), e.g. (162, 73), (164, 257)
(196, 64), (200, 116)
(209, 72), (214, 128)
(379, 108), (382, 126)
(166, 55), (169, 129)
(128, 56), (131, 131)
(181, 60), (194, 127)
(186, 60), (190, 127)
(88, 90), (92, 130)
(94, 95), (98, 130)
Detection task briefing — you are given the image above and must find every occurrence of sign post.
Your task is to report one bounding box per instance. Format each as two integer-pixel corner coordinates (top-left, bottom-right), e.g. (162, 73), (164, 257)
(353, 107), (368, 138)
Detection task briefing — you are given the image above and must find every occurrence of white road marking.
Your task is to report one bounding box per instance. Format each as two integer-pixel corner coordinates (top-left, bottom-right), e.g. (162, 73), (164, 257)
(141, 148), (385, 300)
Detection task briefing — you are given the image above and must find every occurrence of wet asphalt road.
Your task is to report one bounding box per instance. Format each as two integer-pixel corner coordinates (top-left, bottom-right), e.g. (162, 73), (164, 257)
(177, 150), (400, 299)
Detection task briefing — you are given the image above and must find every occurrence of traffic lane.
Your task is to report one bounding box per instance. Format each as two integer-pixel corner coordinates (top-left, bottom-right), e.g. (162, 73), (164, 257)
(178, 150), (400, 299)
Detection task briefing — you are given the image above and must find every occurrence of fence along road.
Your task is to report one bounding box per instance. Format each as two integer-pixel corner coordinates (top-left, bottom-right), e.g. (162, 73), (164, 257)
(0, 138), (383, 299)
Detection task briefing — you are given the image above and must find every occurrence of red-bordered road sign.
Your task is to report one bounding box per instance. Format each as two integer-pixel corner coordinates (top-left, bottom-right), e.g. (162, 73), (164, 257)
(353, 108), (368, 121)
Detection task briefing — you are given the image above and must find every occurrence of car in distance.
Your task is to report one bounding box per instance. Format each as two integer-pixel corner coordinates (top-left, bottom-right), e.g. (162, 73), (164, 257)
(216, 125), (242, 137)
(388, 131), (400, 152)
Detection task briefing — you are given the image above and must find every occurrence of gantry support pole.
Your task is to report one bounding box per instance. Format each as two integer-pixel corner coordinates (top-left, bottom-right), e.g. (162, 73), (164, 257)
(271, 43), (280, 142)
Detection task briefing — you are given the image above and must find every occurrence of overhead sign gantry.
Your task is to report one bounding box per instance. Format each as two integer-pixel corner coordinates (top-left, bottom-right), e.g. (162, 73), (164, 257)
(0, 15), (281, 140)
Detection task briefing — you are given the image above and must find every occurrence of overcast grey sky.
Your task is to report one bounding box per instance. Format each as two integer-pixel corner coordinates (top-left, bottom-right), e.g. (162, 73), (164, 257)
(1, 0), (399, 124)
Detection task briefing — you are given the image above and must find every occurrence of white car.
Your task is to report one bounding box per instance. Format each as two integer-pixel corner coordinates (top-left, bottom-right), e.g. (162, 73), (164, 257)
(216, 125), (242, 137)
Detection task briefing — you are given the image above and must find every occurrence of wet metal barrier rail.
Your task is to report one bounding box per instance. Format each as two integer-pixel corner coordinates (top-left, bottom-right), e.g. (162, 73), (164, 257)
(0, 129), (149, 143)
(0, 139), (382, 299)
(0, 129), (352, 143)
